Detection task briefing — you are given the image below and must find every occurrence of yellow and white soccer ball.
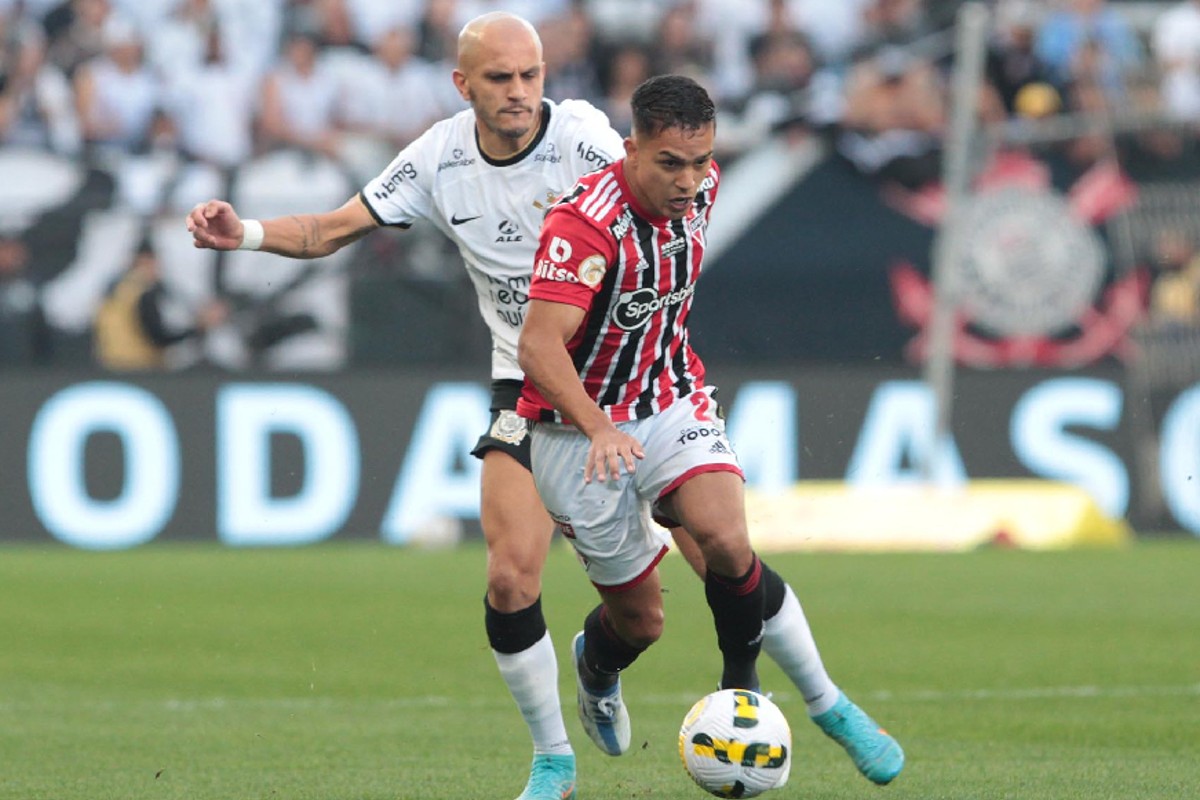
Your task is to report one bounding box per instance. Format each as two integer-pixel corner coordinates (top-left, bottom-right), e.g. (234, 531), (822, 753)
(678, 689), (792, 798)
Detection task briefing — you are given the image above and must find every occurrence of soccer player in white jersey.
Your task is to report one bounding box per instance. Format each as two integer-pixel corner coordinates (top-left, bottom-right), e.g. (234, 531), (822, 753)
(187, 14), (900, 798)
(517, 74), (905, 785)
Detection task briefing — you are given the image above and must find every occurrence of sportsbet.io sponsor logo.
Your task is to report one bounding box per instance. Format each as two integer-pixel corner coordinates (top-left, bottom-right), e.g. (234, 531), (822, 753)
(613, 284), (695, 331)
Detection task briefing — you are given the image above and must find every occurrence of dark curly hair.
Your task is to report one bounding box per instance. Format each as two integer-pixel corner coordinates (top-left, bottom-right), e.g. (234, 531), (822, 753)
(630, 74), (715, 138)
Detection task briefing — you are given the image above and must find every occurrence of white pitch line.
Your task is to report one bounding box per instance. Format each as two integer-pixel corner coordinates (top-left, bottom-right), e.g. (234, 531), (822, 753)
(1, 684), (1196, 715)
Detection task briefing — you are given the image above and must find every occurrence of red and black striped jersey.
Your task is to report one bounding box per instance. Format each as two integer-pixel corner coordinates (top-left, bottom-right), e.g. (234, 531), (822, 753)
(517, 158), (720, 423)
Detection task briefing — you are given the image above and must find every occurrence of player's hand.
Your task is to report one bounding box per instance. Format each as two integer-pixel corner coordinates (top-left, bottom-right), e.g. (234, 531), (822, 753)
(585, 427), (643, 484)
(186, 200), (245, 251)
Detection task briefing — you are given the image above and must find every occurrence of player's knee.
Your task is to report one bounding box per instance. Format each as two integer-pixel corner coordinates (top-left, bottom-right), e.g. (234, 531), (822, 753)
(486, 557), (542, 612)
(610, 605), (664, 650)
(696, 532), (754, 578)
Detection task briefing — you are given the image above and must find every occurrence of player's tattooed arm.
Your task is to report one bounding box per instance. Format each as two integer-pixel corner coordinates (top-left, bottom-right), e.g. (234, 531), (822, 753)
(260, 196), (378, 259)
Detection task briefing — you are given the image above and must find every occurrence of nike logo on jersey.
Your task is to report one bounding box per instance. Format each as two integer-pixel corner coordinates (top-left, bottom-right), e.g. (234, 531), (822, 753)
(450, 213), (482, 225)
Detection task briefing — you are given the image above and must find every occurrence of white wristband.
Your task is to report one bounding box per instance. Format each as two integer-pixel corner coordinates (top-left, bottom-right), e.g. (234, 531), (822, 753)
(238, 219), (265, 251)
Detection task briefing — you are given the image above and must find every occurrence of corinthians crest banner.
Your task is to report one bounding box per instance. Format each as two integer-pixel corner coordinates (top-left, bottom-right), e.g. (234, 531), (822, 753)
(886, 151), (1147, 368)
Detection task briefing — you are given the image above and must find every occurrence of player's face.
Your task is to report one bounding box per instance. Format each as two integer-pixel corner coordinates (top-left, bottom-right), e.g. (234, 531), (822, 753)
(456, 34), (544, 148)
(623, 123), (715, 220)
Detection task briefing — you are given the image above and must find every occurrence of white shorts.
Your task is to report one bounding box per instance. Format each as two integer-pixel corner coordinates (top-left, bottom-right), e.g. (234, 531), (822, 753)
(529, 387), (744, 590)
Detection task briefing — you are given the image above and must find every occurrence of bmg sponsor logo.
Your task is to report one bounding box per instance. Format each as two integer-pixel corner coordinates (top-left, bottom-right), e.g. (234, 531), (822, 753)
(372, 161), (418, 200)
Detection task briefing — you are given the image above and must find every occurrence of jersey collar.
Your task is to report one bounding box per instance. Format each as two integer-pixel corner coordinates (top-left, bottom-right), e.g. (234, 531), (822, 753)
(476, 100), (552, 167)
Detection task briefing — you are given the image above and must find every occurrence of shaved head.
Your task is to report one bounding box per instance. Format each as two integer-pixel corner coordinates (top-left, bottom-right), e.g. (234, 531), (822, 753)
(457, 12), (542, 70)
(452, 11), (546, 159)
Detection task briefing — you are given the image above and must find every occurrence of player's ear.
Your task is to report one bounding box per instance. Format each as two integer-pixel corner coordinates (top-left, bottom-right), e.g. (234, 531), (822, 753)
(623, 136), (636, 161)
(451, 69), (470, 101)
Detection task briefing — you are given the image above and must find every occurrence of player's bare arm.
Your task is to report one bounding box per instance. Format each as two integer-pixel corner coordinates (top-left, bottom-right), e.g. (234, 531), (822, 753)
(517, 298), (643, 483)
(186, 195), (378, 258)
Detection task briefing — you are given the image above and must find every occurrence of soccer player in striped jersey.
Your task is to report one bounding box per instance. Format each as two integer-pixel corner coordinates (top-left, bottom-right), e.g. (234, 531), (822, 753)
(517, 74), (905, 785)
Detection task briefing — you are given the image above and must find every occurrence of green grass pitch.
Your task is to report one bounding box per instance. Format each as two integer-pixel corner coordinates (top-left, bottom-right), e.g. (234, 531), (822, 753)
(1, 539), (1197, 799)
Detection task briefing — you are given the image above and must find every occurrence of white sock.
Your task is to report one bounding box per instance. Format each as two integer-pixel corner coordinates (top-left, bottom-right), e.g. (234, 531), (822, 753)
(762, 584), (840, 717)
(493, 632), (573, 755)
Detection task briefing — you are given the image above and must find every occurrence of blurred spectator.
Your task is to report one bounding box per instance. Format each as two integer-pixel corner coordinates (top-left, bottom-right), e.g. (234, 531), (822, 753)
(836, 44), (945, 186)
(218, 0), (285, 81)
(985, 0), (1058, 117)
(0, 7), (79, 152)
(145, 0), (213, 84)
(4, 0), (65, 22)
(721, 30), (818, 153)
(415, 0), (459, 63)
(107, 0), (181, 34)
(1035, 0), (1142, 99)
(44, 0), (112, 78)
(692, 0), (771, 102)
(785, 0), (873, 67)
(0, 232), (52, 366)
(258, 28), (343, 158)
(322, 0), (422, 50)
(162, 23), (256, 169)
(1154, 0), (1200, 122)
(456, 0), (569, 28)
(93, 235), (227, 370)
(584, 0), (667, 46)
(600, 42), (651, 135)
(541, 6), (602, 105)
(856, 0), (934, 56)
(339, 25), (446, 153)
(1148, 227), (1200, 328)
(651, 2), (713, 82)
(73, 16), (162, 154)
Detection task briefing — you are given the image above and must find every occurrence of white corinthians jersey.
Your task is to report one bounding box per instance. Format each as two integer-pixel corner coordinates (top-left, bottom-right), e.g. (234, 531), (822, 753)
(360, 99), (624, 380)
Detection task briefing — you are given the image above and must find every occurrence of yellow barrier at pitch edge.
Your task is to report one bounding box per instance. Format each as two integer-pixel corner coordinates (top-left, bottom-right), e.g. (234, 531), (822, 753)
(741, 480), (1132, 553)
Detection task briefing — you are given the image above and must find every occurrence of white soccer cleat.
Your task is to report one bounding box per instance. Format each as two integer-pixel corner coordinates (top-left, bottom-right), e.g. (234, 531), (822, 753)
(571, 631), (631, 756)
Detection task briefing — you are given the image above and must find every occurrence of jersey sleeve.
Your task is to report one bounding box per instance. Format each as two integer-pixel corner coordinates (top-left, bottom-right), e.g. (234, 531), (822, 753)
(530, 207), (616, 310)
(358, 124), (440, 227)
(561, 99), (625, 176)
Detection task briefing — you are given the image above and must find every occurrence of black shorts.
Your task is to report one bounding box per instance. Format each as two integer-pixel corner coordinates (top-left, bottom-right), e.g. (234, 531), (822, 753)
(470, 379), (532, 471)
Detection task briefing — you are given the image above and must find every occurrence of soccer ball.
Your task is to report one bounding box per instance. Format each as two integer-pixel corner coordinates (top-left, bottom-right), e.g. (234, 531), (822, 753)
(678, 689), (792, 798)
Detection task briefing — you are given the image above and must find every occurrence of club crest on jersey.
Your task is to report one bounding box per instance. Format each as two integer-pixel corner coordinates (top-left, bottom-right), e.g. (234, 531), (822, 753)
(578, 255), (606, 287)
(495, 219), (523, 243)
(489, 410), (528, 445)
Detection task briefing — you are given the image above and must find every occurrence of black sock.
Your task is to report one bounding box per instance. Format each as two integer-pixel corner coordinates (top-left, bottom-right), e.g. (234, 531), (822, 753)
(580, 604), (645, 690)
(484, 594), (547, 655)
(706, 555), (765, 690)
(761, 561), (787, 621)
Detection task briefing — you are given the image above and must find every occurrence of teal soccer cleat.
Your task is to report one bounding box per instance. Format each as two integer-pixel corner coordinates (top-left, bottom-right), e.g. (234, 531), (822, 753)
(571, 631), (631, 756)
(515, 753), (576, 800)
(811, 692), (905, 785)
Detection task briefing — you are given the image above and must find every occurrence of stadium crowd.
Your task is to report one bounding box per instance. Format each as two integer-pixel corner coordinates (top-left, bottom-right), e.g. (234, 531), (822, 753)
(0, 0), (1196, 370)
(2, 0), (1181, 187)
